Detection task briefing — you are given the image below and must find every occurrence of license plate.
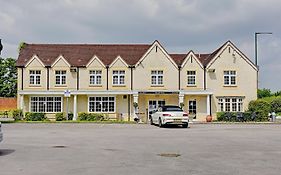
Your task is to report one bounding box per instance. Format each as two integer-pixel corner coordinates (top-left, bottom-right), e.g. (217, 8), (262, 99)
(174, 119), (182, 123)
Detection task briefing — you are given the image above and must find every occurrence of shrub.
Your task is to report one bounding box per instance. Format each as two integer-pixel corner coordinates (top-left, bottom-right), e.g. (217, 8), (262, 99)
(248, 100), (271, 122)
(78, 112), (88, 120)
(78, 112), (105, 121)
(55, 112), (66, 121)
(68, 112), (73, 120)
(270, 97), (281, 113)
(216, 111), (258, 122)
(25, 112), (46, 121)
(257, 88), (272, 98)
(216, 112), (237, 122)
(12, 109), (23, 121)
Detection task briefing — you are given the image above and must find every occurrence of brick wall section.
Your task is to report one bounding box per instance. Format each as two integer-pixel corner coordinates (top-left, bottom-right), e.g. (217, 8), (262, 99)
(0, 97), (17, 111)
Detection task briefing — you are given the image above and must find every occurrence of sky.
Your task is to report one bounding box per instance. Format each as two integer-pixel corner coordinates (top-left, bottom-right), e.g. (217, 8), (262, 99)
(0, 0), (280, 91)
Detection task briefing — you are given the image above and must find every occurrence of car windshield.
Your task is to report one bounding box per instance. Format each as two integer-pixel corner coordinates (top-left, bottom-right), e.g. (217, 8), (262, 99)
(162, 106), (183, 112)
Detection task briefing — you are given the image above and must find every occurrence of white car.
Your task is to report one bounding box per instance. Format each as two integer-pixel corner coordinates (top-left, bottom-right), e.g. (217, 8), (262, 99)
(0, 122), (3, 142)
(150, 105), (189, 128)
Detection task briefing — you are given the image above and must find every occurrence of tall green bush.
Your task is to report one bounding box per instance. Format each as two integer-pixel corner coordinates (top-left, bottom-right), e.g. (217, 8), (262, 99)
(248, 100), (270, 121)
(270, 97), (281, 113)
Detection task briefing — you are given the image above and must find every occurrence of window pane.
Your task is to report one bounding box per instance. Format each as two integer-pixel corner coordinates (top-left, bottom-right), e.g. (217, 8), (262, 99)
(231, 76), (236, 85)
(96, 75), (101, 84)
(120, 75), (125, 84)
(158, 76), (163, 84)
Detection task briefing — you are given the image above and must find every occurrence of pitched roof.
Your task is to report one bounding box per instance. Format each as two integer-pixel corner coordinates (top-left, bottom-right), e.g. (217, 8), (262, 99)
(16, 44), (151, 67)
(16, 40), (249, 68)
(169, 54), (187, 66)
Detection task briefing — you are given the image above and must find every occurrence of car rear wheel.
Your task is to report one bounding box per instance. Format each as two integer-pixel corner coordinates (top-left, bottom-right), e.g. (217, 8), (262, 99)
(158, 118), (163, 128)
(150, 117), (154, 125)
(182, 123), (188, 128)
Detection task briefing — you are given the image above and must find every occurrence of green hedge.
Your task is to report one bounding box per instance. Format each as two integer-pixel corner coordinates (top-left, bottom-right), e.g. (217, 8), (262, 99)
(217, 112), (252, 122)
(77, 112), (105, 121)
(25, 112), (46, 121)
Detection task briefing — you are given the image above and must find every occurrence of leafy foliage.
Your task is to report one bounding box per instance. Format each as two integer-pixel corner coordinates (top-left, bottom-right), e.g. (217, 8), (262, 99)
(247, 100), (271, 121)
(78, 112), (105, 121)
(25, 112), (46, 121)
(257, 88), (272, 98)
(12, 109), (23, 120)
(270, 97), (281, 113)
(55, 112), (66, 121)
(217, 112), (252, 122)
(273, 91), (281, 97)
(18, 42), (26, 53)
(0, 57), (17, 97)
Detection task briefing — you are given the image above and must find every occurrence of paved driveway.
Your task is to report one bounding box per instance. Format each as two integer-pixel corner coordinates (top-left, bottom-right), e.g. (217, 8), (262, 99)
(1, 123), (281, 175)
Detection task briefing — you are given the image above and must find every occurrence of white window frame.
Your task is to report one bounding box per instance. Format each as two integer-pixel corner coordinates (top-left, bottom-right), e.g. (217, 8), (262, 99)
(112, 70), (125, 85)
(89, 70), (102, 85)
(29, 70), (41, 85)
(151, 70), (163, 86)
(187, 70), (196, 86)
(55, 70), (67, 85)
(29, 96), (63, 113)
(217, 97), (243, 112)
(224, 70), (236, 86)
(88, 96), (116, 113)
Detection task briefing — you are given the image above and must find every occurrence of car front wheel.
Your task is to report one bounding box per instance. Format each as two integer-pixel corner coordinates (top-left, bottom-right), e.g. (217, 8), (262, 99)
(158, 118), (163, 128)
(182, 123), (188, 128)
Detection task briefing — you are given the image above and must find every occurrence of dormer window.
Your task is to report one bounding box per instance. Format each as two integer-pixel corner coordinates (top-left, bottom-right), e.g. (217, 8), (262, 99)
(29, 70), (41, 85)
(112, 70), (125, 85)
(151, 70), (163, 85)
(90, 70), (102, 85)
(187, 71), (196, 86)
(55, 70), (66, 85)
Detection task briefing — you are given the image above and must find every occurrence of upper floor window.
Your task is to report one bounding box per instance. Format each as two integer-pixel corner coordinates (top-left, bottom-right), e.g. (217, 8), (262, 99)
(90, 70), (102, 85)
(218, 97), (243, 112)
(30, 70), (41, 85)
(187, 71), (196, 86)
(224, 70), (236, 86)
(112, 70), (125, 85)
(55, 70), (66, 85)
(151, 70), (163, 85)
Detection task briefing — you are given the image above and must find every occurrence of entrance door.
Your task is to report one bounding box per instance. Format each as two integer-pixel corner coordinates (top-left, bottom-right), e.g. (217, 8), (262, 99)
(148, 100), (165, 119)
(188, 100), (197, 119)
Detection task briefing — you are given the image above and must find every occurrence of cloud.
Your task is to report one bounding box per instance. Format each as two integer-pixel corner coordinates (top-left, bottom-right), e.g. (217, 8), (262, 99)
(0, 0), (280, 90)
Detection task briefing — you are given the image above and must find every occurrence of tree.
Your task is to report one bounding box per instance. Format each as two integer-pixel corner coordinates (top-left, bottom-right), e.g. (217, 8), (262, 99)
(274, 91), (281, 97)
(257, 88), (272, 98)
(0, 57), (17, 97)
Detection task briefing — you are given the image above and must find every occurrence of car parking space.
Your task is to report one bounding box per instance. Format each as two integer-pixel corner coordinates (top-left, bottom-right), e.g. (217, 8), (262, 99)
(1, 123), (281, 175)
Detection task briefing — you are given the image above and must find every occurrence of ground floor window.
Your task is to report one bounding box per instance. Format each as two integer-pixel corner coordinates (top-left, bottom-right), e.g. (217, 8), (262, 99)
(89, 96), (115, 112)
(218, 97), (243, 112)
(30, 96), (62, 112)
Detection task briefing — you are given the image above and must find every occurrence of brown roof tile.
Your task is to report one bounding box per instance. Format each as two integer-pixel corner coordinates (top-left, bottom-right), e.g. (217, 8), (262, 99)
(17, 44), (152, 67)
(16, 41), (231, 68)
(169, 54), (187, 66)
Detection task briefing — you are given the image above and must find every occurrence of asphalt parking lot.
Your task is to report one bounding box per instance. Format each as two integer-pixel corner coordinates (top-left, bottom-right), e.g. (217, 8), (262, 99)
(1, 123), (281, 175)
